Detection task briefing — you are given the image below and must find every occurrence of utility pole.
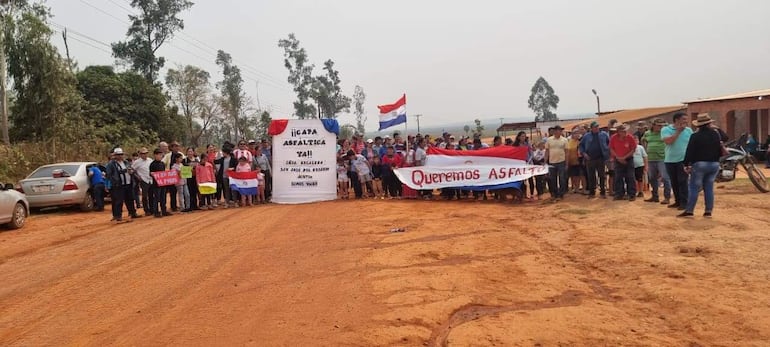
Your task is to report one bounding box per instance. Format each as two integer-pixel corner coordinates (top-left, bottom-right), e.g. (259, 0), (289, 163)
(592, 89), (601, 114)
(255, 81), (261, 109)
(414, 114), (422, 133)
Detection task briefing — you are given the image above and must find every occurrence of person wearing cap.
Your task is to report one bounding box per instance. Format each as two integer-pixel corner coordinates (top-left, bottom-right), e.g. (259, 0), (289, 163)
(545, 125), (569, 201)
(131, 147), (153, 214)
(642, 118), (672, 204)
(678, 114), (722, 218)
(662, 112), (693, 210)
(361, 139), (376, 160)
(579, 121), (610, 199)
(233, 139), (254, 164)
(150, 148), (172, 217)
(105, 147), (140, 223)
(609, 124), (639, 201)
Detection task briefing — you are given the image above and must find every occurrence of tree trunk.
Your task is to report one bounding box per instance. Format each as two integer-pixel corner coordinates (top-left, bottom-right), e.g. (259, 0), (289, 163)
(0, 36), (9, 146)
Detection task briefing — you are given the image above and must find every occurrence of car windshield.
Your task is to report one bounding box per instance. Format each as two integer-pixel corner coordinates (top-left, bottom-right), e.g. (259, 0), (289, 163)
(28, 165), (81, 179)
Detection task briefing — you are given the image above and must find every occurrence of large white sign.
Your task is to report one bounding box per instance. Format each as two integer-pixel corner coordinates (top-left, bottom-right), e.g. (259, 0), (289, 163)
(270, 119), (338, 204)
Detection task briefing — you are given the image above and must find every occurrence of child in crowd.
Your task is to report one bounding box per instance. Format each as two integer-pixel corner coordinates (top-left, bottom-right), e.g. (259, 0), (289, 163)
(196, 153), (216, 209)
(255, 166), (266, 204)
(350, 151), (375, 198)
(633, 142), (648, 199)
(370, 155), (384, 199)
(531, 141), (547, 200)
(236, 156), (253, 206)
(337, 157), (349, 199)
(172, 154), (191, 212)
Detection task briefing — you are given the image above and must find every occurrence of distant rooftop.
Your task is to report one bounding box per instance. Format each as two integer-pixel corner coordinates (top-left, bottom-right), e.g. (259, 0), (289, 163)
(561, 105), (686, 130)
(686, 89), (770, 104)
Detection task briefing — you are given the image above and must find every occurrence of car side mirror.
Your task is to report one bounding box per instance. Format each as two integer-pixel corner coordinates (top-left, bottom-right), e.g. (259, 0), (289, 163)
(3, 183), (13, 190)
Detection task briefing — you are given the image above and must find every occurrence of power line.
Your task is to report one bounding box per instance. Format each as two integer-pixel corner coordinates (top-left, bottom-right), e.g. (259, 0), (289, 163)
(67, 1), (294, 112)
(95, 0), (292, 91)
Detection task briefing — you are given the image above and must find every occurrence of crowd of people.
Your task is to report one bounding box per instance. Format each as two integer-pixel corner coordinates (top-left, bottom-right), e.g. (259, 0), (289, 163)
(89, 139), (273, 223)
(90, 112), (738, 223)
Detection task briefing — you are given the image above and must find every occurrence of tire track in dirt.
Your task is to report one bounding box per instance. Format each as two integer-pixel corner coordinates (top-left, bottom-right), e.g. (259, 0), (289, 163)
(428, 290), (586, 347)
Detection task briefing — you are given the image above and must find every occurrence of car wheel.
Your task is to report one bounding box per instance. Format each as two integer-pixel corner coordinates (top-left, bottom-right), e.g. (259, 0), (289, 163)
(7, 202), (26, 229)
(80, 193), (94, 212)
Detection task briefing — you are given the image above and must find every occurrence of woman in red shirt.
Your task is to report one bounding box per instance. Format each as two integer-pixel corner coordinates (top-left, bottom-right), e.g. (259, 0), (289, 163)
(381, 146), (403, 199)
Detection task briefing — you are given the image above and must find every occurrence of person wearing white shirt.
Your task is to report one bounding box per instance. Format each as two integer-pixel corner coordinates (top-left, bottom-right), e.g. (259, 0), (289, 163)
(132, 147), (153, 214)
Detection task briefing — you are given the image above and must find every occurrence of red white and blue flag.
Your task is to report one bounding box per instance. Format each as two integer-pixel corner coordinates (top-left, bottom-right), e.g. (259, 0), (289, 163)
(394, 146), (548, 191)
(378, 94), (407, 131)
(227, 171), (259, 196)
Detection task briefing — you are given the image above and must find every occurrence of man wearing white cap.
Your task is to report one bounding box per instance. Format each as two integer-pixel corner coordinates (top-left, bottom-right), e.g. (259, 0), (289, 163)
(105, 147), (140, 223)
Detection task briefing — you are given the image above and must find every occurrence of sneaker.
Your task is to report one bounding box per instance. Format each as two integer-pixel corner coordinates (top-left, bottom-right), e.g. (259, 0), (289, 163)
(703, 212), (712, 218)
(129, 214), (141, 219)
(162, 212), (173, 217)
(660, 199), (670, 205)
(667, 203), (680, 209)
(677, 211), (694, 218)
(644, 197), (659, 203)
(636, 192), (643, 198)
(628, 196), (636, 202)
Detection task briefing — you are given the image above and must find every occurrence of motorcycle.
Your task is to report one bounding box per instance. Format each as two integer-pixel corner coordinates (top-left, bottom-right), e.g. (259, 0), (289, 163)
(717, 133), (769, 193)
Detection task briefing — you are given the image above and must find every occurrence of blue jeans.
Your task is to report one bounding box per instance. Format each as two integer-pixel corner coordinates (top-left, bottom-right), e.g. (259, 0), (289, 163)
(665, 162), (689, 206)
(685, 161), (719, 213)
(92, 183), (105, 210)
(176, 184), (190, 210)
(647, 161), (671, 200)
(549, 162), (568, 198)
(613, 160), (636, 198)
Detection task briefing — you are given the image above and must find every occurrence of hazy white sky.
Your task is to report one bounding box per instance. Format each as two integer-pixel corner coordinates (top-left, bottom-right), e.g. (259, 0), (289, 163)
(49, 0), (770, 130)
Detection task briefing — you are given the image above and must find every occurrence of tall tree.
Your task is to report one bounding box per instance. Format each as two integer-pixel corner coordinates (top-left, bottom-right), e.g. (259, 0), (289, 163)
(0, 0), (33, 145)
(254, 110), (272, 141)
(77, 65), (183, 144)
(215, 50), (245, 140)
(311, 60), (351, 119)
(5, 3), (89, 144)
(165, 65), (211, 146)
(278, 33), (315, 119)
(352, 85), (366, 134)
(528, 76), (560, 122)
(111, 0), (193, 82)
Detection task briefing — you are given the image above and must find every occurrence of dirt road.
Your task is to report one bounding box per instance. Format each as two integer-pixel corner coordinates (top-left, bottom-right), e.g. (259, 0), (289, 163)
(1, 180), (769, 346)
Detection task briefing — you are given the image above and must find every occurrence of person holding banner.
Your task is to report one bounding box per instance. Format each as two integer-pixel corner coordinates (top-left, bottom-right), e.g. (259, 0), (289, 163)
(236, 156), (254, 206)
(381, 146), (403, 199)
(149, 148), (171, 218)
(196, 153), (217, 209)
(172, 154), (191, 213)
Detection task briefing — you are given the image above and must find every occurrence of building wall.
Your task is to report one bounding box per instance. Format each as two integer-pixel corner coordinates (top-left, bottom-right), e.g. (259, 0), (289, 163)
(687, 98), (770, 139)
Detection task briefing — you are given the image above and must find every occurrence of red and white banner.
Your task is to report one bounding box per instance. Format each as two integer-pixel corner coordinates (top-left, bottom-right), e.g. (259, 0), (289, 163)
(151, 170), (180, 187)
(394, 146), (548, 190)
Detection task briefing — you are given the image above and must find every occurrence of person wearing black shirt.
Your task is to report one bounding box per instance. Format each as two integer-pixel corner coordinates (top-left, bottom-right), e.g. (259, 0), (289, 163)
(105, 148), (139, 223)
(149, 148), (171, 218)
(679, 114), (723, 218)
